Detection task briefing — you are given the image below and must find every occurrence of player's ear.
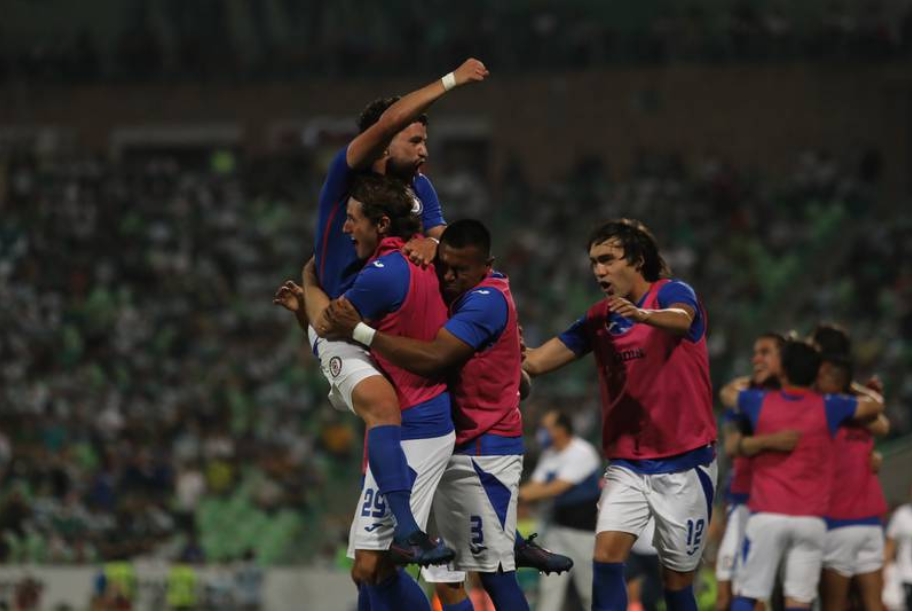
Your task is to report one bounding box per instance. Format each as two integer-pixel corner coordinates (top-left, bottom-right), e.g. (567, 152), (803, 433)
(377, 215), (391, 235)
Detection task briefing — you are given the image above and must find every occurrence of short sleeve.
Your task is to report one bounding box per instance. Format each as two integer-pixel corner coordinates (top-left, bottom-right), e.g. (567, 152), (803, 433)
(344, 254), (410, 322)
(413, 174), (446, 231)
(737, 389), (766, 430)
(823, 394), (859, 437)
(444, 289), (508, 351)
(657, 280), (704, 342)
(557, 316), (592, 356)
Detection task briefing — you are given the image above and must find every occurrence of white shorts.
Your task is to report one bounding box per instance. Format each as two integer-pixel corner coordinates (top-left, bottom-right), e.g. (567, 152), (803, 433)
(595, 460), (717, 572)
(822, 524), (884, 577)
(309, 326), (383, 412)
(421, 453), (523, 582)
(734, 512), (826, 603)
(347, 431), (455, 557)
(716, 503), (749, 581)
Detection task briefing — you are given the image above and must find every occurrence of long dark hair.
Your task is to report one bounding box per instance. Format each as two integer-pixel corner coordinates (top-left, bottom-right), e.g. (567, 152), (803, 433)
(587, 218), (670, 281)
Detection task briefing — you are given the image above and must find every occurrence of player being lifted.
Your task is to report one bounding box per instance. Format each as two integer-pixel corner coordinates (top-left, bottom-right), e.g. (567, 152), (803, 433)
(275, 60), (487, 609)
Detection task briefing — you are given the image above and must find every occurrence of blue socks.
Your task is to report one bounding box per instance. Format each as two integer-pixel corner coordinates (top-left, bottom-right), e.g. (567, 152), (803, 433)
(442, 597), (474, 610)
(732, 596), (756, 611)
(592, 561), (627, 611)
(367, 568), (431, 610)
(357, 584), (371, 610)
(367, 425), (419, 537)
(479, 571), (529, 611)
(664, 585), (698, 610)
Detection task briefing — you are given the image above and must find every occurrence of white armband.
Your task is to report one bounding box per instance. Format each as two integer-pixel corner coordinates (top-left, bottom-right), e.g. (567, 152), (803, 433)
(441, 72), (456, 92)
(352, 322), (377, 347)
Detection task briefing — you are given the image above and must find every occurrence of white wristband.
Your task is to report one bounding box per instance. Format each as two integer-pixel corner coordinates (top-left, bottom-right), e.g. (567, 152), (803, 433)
(352, 322), (377, 347)
(427, 236), (440, 244)
(441, 72), (456, 92)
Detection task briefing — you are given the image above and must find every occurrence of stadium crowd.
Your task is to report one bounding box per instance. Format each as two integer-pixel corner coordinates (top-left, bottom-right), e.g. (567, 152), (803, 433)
(1, 134), (909, 578)
(4, 0), (912, 83)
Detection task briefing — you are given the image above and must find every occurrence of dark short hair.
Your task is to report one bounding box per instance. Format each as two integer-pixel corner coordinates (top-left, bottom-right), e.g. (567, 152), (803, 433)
(781, 339), (822, 387)
(821, 352), (853, 393)
(587, 219), (670, 281)
(439, 219), (492, 259)
(547, 410), (574, 436)
(812, 323), (851, 356)
(349, 174), (422, 240)
(358, 96), (429, 134)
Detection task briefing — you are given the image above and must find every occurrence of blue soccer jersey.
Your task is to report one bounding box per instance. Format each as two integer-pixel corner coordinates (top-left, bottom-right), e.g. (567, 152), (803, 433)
(313, 146), (446, 298)
(444, 273), (510, 351)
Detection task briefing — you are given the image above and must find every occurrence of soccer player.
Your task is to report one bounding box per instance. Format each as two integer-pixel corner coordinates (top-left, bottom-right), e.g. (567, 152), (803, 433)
(812, 328), (889, 611)
(885, 486), (912, 611)
(519, 409), (601, 611)
(716, 332), (801, 611)
(301, 174), (456, 610)
(720, 339), (884, 611)
(522, 218), (717, 611)
(275, 58), (488, 567)
(321, 219), (531, 610)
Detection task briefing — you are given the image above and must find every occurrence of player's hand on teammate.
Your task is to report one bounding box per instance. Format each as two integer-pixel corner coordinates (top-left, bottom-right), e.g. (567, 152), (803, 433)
(273, 281), (305, 313)
(864, 375), (884, 395)
(765, 429), (801, 452)
(870, 450), (883, 473)
(324, 297), (363, 340)
(607, 296), (649, 322)
(402, 236), (438, 267)
(453, 58), (489, 87)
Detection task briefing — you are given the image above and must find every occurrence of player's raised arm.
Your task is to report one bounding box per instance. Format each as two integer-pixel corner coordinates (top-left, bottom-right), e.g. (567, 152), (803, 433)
(346, 58), (489, 170)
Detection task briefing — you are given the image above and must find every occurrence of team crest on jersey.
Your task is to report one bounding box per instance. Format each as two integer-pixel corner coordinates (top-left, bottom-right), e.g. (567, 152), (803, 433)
(329, 356), (343, 378)
(605, 314), (634, 336)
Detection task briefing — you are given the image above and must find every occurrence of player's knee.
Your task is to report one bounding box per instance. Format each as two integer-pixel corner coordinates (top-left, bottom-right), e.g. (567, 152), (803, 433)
(661, 566), (695, 590)
(352, 550), (395, 585)
(352, 378), (400, 428)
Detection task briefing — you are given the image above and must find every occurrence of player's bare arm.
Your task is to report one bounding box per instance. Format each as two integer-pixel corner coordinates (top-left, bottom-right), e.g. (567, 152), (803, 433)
(518, 479), (574, 503)
(607, 297), (695, 336)
(865, 413), (890, 437)
(346, 58), (489, 170)
(737, 430), (801, 457)
(719, 376), (751, 409)
(301, 258), (333, 335)
(324, 297), (475, 376)
(851, 393), (885, 422)
(522, 338), (579, 377)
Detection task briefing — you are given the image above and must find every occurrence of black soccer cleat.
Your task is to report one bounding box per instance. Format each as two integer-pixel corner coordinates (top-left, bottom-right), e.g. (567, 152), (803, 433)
(389, 530), (456, 567)
(515, 533), (574, 575)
